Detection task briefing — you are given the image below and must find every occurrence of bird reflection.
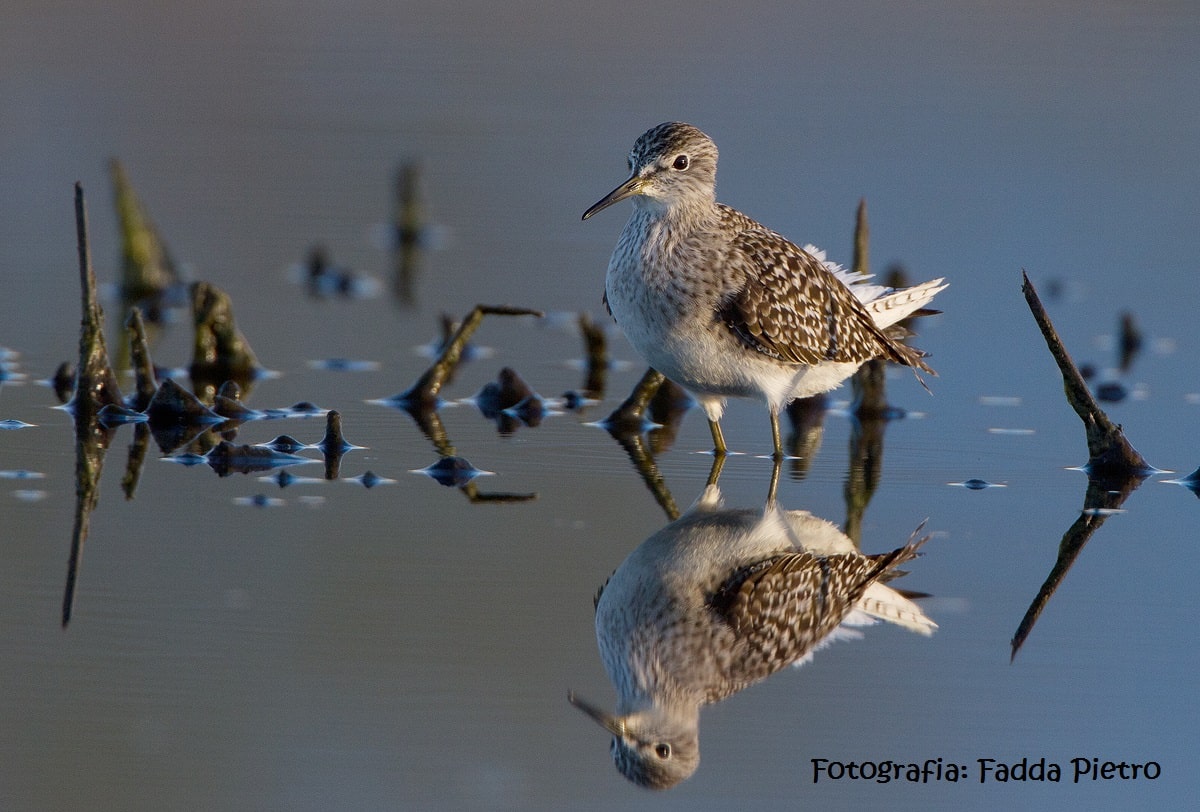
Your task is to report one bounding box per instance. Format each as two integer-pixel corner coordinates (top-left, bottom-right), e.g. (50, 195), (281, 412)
(570, 487), (935, 789)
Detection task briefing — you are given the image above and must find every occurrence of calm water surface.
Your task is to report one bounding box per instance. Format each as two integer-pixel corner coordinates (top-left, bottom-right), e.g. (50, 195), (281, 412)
(2, 2), (1199, 809)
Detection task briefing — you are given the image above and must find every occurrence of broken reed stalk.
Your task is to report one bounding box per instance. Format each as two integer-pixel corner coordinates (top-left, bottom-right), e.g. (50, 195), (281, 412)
(190, 281), (260, 377)
(110, 158), (178, 302)
(125, 308), (158, 411)
(321, 410), (347, 480)
(851, 198), (869, 278)
(66, 183), (120, 628)
(578, 311), (609, 398)
(399, 304), (543, 409)
(602, 367), (665, 431)
(392, 162), (424, 307)
(395, 161), (424, 248)
(1020, 271), (1152, 479)
(1009, 271), (1155, 659)
(73, 183), (122, 413)
(847, 198), (888, 420)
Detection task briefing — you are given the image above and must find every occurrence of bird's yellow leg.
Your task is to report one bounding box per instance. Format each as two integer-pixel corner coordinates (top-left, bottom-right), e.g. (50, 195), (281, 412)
(708, 418), (727, 456)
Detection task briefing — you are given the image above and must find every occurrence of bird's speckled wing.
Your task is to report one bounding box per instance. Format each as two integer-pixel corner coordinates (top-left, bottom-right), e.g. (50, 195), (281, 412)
(719, 232), (881, 365)
(707, 543), (919, 688)
(715, 208), (915, 367)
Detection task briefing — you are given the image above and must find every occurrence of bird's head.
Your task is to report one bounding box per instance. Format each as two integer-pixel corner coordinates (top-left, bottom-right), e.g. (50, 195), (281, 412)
(583, 122), (718, 220)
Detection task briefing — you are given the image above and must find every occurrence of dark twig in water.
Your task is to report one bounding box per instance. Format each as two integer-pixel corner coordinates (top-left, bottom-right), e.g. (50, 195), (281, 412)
(1009, 272), (1155, 661)
(644, 377), (690, 455)
(125, 308), (158, 411)
(601, 367), (665, 433)
(64, 184), (120, 628)
(1020, 272), (1153, 480)
(190, 281), (261, 401)
(110, 158), (179, 305)
(319, 410), (353, 479)
(848, 203), (906, 421)
(851, 198), (869, 280)
(71, 183), (123, 416)
(395, 162), (424, 249)
(393, 304), (543, 410)
(841, 203), (900, 541)
(378, 305), (543, 499)
(393, 161), (424, 307)
(579, 312), (609, 399)
(1117, 311), (1143, 374)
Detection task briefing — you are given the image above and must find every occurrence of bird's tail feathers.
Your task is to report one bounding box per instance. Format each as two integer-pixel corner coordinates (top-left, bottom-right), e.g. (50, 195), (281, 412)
(858, 522), (937, 635)
(866, 521), (931, 578)
(866, 278), (948, 329)
(854, 583), (938, 636)
(886, 339), (936, 381)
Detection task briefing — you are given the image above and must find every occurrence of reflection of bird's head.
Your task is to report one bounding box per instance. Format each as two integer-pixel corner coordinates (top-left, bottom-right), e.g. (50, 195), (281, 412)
(569, 693), (700, 789)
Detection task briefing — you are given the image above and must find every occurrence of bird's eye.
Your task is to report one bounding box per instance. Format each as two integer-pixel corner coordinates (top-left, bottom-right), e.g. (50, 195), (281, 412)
(654, 743), (672, 759)
(672, 155), (689, 170)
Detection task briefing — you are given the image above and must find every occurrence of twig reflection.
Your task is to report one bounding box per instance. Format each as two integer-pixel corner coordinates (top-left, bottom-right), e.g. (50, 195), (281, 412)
(63, 183), (121, 627)
(1009, 274), (1157, 660)
(381, 304), (543, 503)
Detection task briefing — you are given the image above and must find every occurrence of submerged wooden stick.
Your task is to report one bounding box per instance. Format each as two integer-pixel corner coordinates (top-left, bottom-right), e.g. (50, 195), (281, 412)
(395, 305), (543, 410)
(125, 308), (158, 411)
(73, 183), (122, 413)
(1009, 271), (1154, 660)
(65, 183), (120, 627)
(601, 366), (665, 432)
(578, 312), (609, 399)
(851, 197), (869, 278)
(1020, 271), (1152, 479)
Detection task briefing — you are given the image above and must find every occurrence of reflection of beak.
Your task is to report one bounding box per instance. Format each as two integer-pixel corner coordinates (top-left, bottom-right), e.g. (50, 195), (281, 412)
(568, 691), (626, 737)
(582, 175), (644, 220)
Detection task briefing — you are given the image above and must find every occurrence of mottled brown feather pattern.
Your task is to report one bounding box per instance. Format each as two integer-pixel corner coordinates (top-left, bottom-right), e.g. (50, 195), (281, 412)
(586, 122), (943, 450)
(706, 539), (924, 688)
(716, 205), (931, 372)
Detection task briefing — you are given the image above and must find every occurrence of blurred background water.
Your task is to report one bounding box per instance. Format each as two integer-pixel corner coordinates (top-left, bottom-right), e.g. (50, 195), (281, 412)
(2, 1), (1198, 809)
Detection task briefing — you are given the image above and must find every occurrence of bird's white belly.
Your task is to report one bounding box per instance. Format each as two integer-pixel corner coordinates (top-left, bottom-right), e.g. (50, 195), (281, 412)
(606, 273), (861, 412)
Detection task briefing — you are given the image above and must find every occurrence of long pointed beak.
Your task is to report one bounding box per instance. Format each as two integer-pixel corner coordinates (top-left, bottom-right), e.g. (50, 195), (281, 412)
(582, 175), (643, 220)
(568, 691), (626, 736)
